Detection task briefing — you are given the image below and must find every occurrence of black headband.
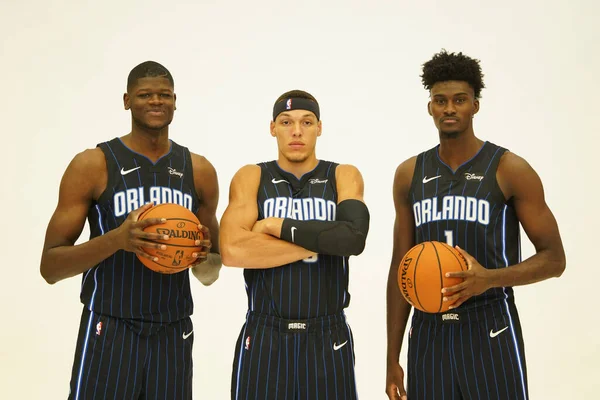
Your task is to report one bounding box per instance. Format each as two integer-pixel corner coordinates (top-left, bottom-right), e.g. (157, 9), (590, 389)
(272, 98), (320, 121)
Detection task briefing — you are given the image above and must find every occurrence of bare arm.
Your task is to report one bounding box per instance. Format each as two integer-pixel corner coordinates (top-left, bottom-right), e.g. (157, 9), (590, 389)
(490, 152), (566, 284)
(444, 152), (566, 307)
(39, 149), (167, 284)
(336, 163), (365, 203)
(189, 153), (222, 286)
(220, 165), (315, 269)
(386, 157), (417, 400)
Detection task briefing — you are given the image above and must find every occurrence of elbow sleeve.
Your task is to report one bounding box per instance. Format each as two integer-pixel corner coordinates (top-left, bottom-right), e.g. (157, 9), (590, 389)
(281, 199), (370, 256)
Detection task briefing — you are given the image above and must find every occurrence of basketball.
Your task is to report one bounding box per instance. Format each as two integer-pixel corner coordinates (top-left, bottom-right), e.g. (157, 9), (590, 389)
(136, 203), (203, 274)
(397, 241), (468, 313)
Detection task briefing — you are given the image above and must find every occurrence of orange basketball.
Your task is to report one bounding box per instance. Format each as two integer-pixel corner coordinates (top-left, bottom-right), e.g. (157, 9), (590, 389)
(397, 241), (468, 313)
(136, 203), (203, 274)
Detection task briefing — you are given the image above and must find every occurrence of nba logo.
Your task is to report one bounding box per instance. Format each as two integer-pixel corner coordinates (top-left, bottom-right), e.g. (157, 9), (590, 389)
(245, 336), (251, 350)
(286, 99), (292, 110)
(96, 321), (103, 336)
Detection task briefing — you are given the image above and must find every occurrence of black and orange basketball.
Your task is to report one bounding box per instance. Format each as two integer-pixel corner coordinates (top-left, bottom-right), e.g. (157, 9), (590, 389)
(397, 241), (468, 313)
(136, 203), (203, 274)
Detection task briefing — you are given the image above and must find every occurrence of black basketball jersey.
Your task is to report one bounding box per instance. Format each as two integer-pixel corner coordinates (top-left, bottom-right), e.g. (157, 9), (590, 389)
(81, 137), (199, 323)
(244, 160), (350, 319)
(409, 142), (521, 310)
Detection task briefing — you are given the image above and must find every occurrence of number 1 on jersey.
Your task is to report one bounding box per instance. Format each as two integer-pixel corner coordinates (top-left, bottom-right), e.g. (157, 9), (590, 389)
(444, 230), (453, 247)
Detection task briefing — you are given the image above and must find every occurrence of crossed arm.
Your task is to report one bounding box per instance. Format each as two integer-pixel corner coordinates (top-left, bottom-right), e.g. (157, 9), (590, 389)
(220, 164), (369, 269)
(219, 164), (316, 269)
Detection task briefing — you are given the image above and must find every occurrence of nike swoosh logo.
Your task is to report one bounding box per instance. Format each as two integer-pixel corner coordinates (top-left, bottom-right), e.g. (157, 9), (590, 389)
(182, 330), (193, 340)
(291, 227), (297, 243)
(489, 326), (508, 338)
(333, 341), (348, 351)
(422, 175), (442, 183)
(121, 166), (141, 175)
(272, 178), (288, 184)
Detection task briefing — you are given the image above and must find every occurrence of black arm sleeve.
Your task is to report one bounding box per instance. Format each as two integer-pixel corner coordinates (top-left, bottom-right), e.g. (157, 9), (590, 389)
(280, 199), (370, 256)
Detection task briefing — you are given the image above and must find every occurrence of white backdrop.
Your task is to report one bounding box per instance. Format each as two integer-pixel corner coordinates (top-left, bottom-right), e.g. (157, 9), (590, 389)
(1, 0), (598, 398)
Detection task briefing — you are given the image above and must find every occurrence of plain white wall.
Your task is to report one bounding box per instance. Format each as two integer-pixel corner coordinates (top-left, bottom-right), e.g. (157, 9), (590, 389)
(1, 0), (598, 398)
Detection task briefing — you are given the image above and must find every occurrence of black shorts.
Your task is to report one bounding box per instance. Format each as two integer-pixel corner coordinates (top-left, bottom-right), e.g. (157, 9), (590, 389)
(231, 311), (357, 400)
(407, 301), (529, 400)
(68, 307), (194, 400)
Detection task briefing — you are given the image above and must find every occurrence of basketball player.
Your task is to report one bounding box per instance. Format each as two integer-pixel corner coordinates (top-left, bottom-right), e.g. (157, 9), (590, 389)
(385, 50), (566, 400)
(220, 90), (370, 399)
(39, 61), (221, 399)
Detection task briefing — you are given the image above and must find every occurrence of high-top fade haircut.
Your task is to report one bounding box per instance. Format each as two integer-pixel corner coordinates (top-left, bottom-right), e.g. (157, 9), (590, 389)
(127, 61), (174, 92)
(421, 50), (485, 99)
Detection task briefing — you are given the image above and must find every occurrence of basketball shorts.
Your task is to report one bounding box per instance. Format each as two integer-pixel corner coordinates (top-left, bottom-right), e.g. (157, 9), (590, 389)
(68, 307), (194, 400)
(407, 301), (529, 400)
(231, 311), (357, 400)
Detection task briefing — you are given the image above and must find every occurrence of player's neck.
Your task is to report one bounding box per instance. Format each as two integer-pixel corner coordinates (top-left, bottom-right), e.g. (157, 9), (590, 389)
(437, 132), (485, 171)
(122, 130), (171, 162)
(277, 155), (319, 179)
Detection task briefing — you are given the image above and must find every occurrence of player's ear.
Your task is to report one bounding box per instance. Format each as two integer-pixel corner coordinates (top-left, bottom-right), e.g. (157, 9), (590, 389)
(317, 120), (322, 137)
(123, 93), (130, 110)
(270, 120), (276, 137)
(427, 101), (433, 116)
(173, 93), (177, 111)
(473, 99), (479, 116)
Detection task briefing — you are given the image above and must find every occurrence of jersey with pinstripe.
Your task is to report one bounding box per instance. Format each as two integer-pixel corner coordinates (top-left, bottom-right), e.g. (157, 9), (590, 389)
(244, 160), (350, 319)
(409, 141), (519, 310)
(81, 137), (199, 322)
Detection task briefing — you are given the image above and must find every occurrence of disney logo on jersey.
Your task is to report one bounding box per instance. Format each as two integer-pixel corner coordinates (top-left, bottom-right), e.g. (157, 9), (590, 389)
(168, 167), (183, 178)
(309, 178), (328, 184)
(413, 196), (490, 227)
(113, 187), (193, 217)
(263, 197), (336, 221)
(464, 172), (484, 181)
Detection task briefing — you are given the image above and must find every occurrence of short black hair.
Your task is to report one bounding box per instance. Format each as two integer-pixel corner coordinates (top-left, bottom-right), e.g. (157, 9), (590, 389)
(127, 61), (174, 92)
(421, 50), (485, 99)
(274, 90), (319, 106)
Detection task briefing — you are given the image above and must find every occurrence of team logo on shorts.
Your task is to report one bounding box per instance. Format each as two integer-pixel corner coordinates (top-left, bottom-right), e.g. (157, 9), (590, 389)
(245, 336), (251, 350)
(286, 99), (292, 110)
(96, 321), (103, 336)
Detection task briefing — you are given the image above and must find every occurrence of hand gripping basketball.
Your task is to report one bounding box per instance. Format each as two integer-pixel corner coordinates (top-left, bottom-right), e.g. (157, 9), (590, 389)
(397, 241), (468, 313)
(441, 246), (493, 309)
(135, 203), (204, 274)
(117, 203), (169, 259)
(190, 224), (212, 265)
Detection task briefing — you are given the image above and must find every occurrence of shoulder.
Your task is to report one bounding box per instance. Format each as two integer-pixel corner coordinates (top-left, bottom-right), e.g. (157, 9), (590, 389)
(190, 152), (216, 174)
(335, 164), (363, 180)
(60, 148), (107, 198)
(497, 150), (533, 174)
(232, 164), (262, 182)
(189, 152), (219, 200)
(228, 164), (262, 200)
(394, 156), (418, 183)
(69, 147), (106, 174)
(497, 151), (541, 199)
(392, 155), (418, 201)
